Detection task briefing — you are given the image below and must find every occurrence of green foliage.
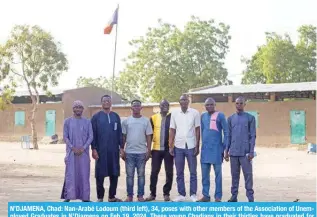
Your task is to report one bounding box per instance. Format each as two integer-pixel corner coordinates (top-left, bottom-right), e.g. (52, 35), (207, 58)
(120, 16), (232, 102)
(0, 87), (14, 110)
(242, 25), (316, 84)
(0, 25), (68, 95)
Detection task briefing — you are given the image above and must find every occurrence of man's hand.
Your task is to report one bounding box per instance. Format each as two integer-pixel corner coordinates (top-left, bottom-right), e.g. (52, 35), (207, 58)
(92, 149), (99, 160)
(145, 150), (151, 161)
(120, 148), (126, 161)
(77, 148), (84, 156)
(224, 150), (229, 162)
(194, 146), (200, 156)
(247, 153), (254, 161)
(71, 147), (79, 155)
(169, 147), (174, 156)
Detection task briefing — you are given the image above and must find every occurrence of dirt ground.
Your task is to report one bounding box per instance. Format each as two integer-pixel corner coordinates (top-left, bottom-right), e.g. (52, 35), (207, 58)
(0, 142), (316, 216)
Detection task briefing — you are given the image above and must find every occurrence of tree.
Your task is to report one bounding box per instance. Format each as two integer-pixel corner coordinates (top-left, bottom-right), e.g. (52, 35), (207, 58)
(0, 25), (68, 149)
(120, 16), (232, 102)
(241, 25), (316, 84)
(76, 75), (138, 101)
(0, 87), (14, 111)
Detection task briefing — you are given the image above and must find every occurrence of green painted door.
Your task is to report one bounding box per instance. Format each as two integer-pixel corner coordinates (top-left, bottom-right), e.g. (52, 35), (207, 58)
(45, 110), (56, 136)
(290, 110), (306, 144)
(15, 111), (25, 126)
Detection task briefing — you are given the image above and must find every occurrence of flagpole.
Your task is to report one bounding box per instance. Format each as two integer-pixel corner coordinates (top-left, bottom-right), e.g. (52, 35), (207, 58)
(111, 4), (119, 98)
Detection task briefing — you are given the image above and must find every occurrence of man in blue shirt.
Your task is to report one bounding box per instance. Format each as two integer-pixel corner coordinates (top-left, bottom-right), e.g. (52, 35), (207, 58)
(225, 96), (256, 202)
(198, 98), (228, 202)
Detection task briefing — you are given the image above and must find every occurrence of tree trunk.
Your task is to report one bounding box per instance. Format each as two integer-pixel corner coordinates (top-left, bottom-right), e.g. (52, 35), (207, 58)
(31, 101), (39, 150)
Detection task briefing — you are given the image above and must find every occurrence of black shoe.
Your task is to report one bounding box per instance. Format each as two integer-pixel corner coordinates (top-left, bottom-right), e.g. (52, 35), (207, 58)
(228, 197), (238, 202)
(63, 199), (70, 202)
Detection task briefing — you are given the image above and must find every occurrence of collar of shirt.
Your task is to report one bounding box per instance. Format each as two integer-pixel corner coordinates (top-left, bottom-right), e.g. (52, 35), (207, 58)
(179, 108), (191, 114)
(172, 107), (199, 149)
(236, 111), (245, 115)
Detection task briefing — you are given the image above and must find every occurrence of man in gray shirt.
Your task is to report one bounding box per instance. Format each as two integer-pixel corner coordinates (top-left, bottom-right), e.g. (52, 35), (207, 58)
(121, 100), (153, 202)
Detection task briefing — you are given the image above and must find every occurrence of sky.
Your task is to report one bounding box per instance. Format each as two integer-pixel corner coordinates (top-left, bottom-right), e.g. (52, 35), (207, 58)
(0, 0), (316, 90)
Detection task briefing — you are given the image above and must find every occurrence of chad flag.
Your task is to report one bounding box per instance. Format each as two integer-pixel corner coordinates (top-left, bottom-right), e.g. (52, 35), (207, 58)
(104, 7), (119, 34)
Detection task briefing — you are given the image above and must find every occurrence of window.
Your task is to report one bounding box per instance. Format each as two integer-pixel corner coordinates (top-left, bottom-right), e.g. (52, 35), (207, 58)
(15, 111), (25, 126)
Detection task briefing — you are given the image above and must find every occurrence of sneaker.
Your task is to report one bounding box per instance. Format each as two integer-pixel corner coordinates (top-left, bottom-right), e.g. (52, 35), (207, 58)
(125, 196), (133, 202)
(190, 194), (198, 202)
(172, 195), (186, 202)
(145, 195), (155, 202)
(197, 196), (210, 202)
(228, 197), (238, 202)
(97, 199), (103, 202)
(63, 199), (70, 202)
(138, 196), (145, 202)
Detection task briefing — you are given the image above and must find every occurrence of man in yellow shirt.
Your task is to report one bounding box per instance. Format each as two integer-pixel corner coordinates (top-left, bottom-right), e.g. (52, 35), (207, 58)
(145, 99), (173, 202)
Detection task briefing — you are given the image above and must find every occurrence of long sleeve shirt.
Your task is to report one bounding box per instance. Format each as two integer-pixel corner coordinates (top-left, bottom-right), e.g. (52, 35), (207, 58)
(201, 111), (228, 164)
(226, 111), (256, 157)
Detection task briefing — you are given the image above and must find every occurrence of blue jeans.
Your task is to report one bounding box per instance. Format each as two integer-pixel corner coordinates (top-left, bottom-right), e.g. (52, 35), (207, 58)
(174, 147), (197, 196)
(125, 153), (146, 197)
(201, 163), (222, 200)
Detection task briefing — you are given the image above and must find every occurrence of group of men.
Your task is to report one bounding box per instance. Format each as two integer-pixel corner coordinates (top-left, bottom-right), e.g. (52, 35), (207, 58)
(61, 94), (256, 203)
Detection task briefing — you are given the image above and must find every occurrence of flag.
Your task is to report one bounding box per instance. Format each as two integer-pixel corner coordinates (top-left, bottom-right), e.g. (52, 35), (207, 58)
(104, 7), (118, 34)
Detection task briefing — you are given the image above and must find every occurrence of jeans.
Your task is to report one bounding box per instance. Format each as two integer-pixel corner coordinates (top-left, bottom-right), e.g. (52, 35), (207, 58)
(125, 153), (146, 197)
(201, 163), (222, 200)
(149, 150), (174, 197)
(174, 147), (197, 196)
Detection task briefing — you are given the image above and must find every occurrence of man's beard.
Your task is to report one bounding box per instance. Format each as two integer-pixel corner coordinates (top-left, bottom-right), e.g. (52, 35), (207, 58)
(75, 112), (82, 117)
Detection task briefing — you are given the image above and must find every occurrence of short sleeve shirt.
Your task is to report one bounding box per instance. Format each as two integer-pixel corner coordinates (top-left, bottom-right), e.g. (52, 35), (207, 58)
(122, 116), (153, 154)
(170, 108), (200, 149)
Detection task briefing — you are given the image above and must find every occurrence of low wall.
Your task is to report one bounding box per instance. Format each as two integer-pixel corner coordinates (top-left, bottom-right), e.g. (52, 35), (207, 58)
(0, 104), (64, 141)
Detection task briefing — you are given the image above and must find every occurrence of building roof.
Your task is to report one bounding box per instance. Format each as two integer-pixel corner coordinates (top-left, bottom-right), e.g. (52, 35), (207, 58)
(12, 86), (110, 97)
(89, 102), (179, 108)
(13, 88), (67, 97)
(187, 82), (317, 95)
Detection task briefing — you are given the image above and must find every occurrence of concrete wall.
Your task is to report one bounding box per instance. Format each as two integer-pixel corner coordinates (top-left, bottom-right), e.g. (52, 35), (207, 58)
(0, 87), (123, 141)
(0, 103), (64, 141)
(0, 99), (315, 146)
(89, 100), (316, 146)
(189, 100), (316, 146)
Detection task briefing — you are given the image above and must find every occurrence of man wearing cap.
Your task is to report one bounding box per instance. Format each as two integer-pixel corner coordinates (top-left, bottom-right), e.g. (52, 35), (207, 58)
(61, 100), (94, 202)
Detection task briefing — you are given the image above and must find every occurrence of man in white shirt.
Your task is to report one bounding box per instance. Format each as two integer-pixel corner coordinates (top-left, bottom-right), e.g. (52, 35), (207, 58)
(169, 94), (201, 202)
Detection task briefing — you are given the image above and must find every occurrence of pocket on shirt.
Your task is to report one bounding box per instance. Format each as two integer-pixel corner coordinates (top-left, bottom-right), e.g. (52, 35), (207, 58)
(114, 122), (118, 131)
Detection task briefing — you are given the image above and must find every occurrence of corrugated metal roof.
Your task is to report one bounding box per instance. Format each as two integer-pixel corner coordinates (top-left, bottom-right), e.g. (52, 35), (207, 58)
(89, 102), (179, 108)
(187, 82), (316, 95)
(13, 88), (67, 97)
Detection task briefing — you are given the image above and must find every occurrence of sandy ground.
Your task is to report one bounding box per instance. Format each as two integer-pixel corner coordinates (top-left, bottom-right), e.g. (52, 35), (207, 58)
(0, 142), (316, 216)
